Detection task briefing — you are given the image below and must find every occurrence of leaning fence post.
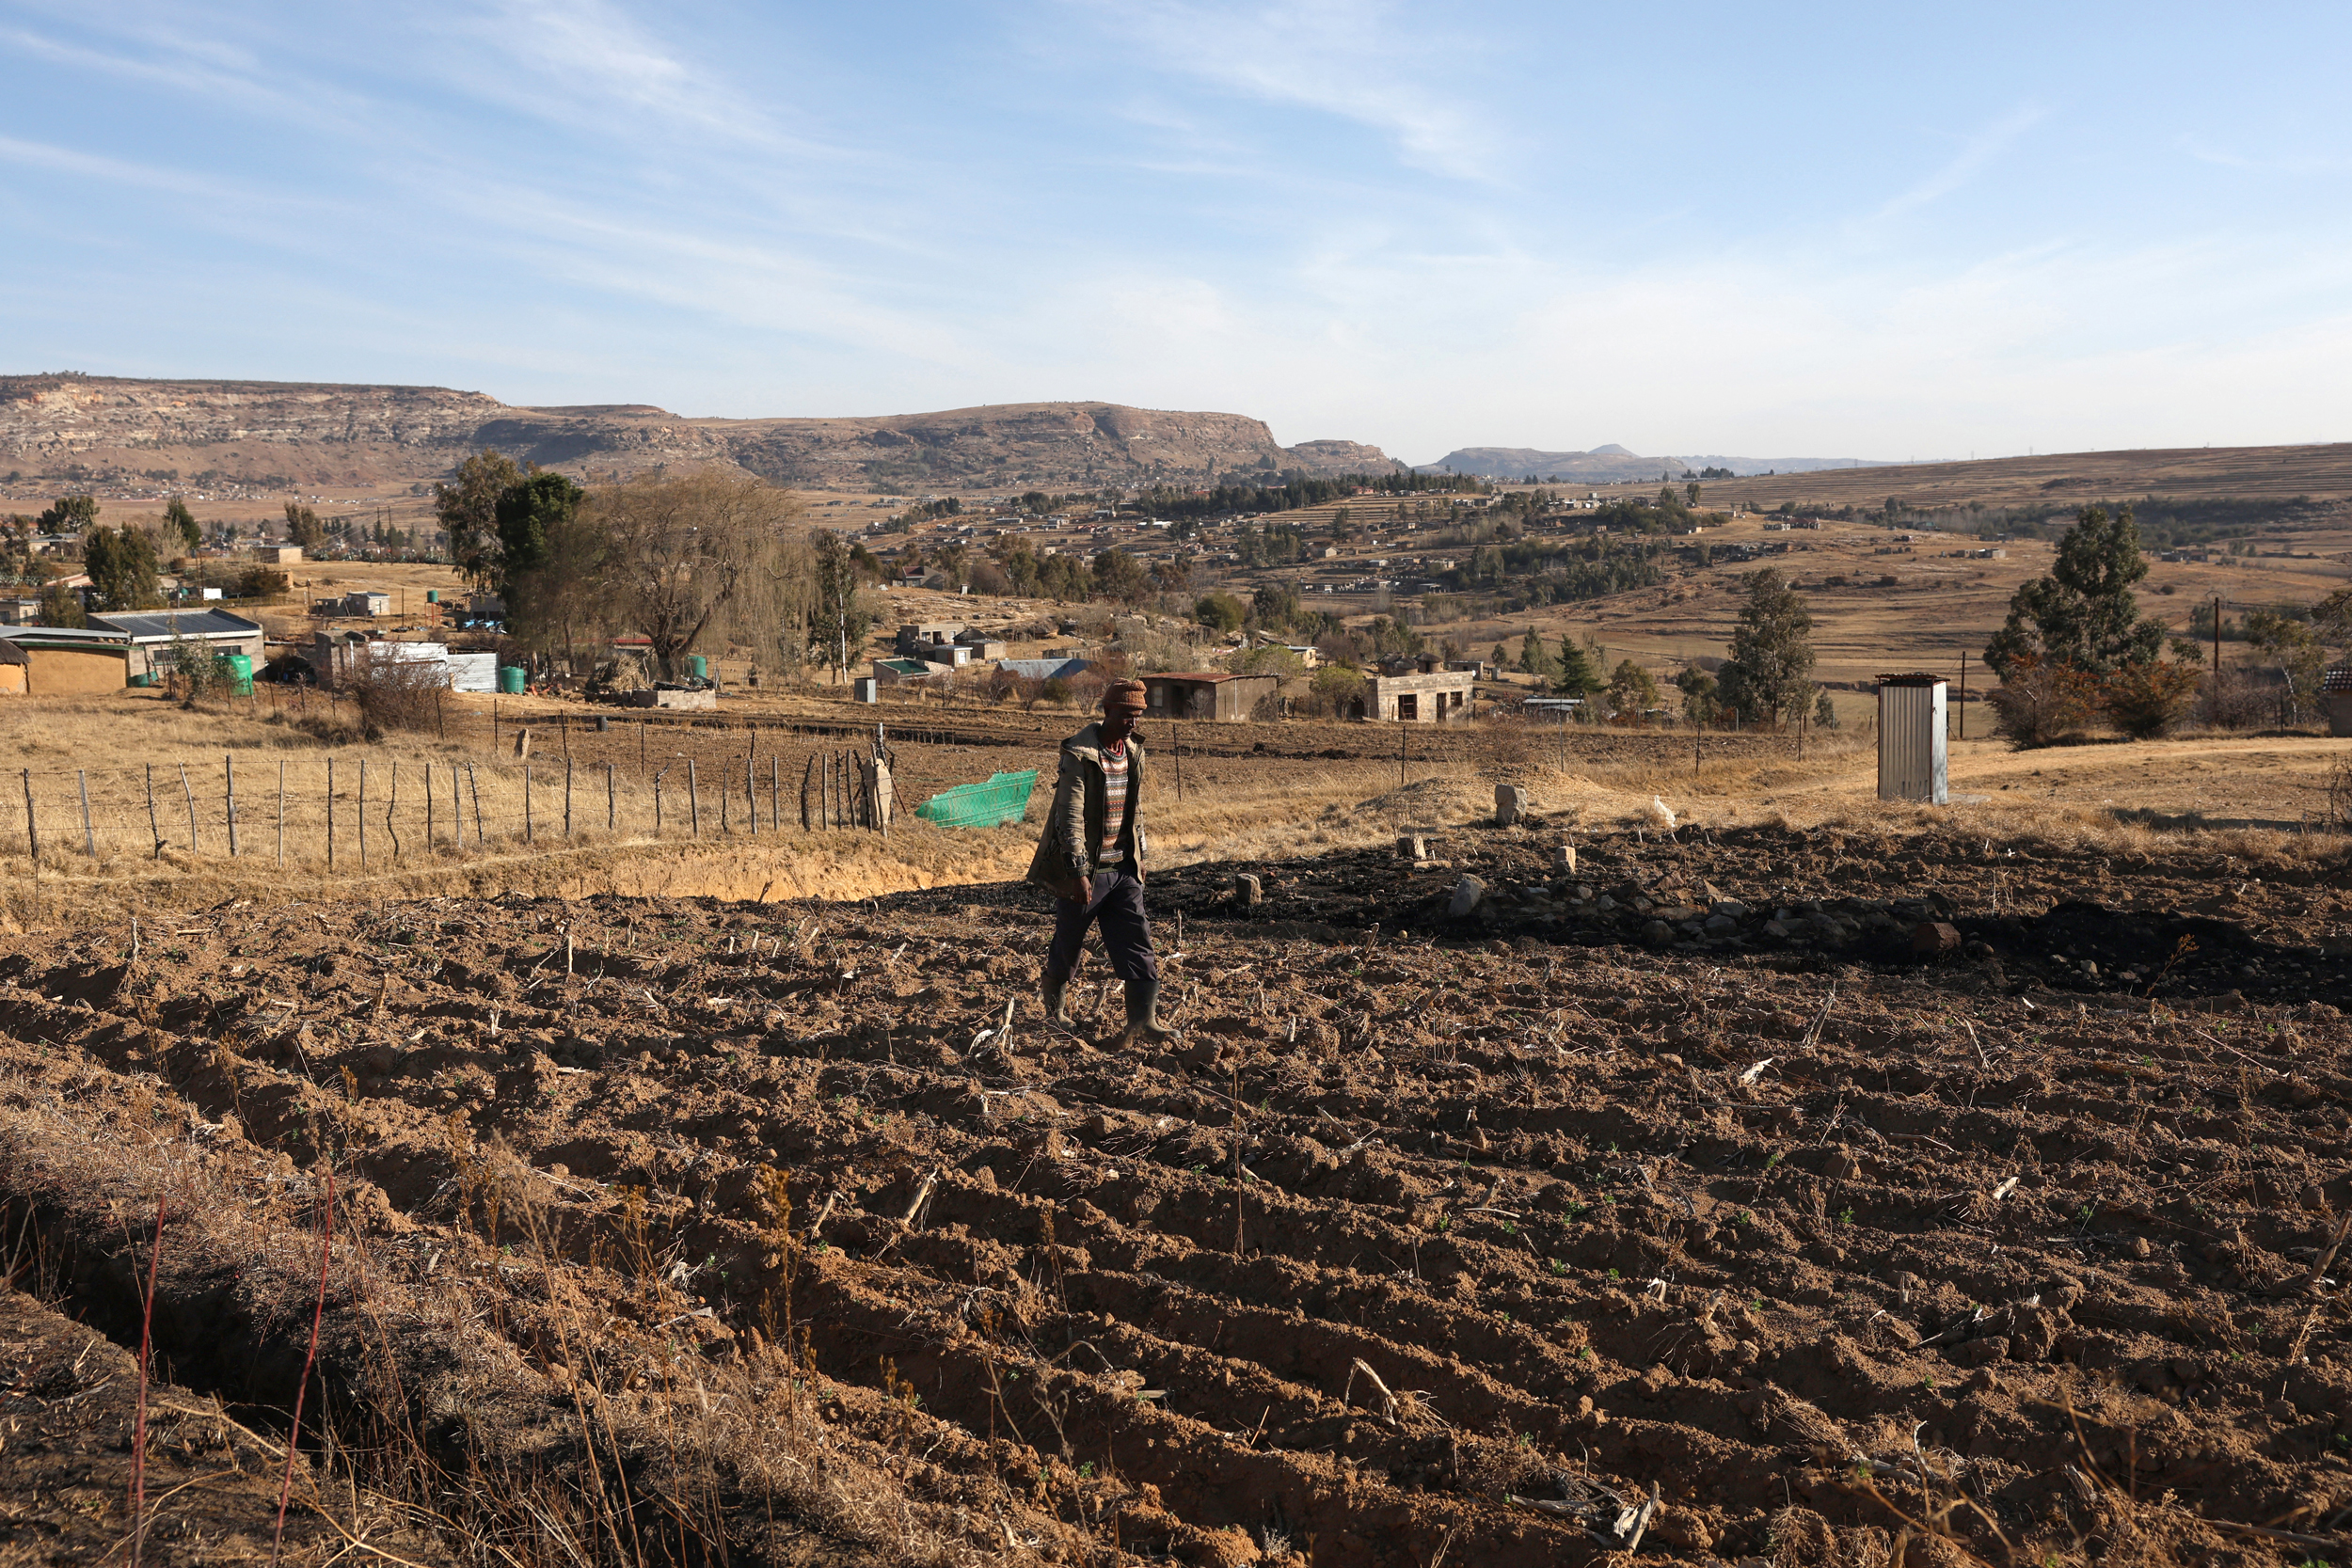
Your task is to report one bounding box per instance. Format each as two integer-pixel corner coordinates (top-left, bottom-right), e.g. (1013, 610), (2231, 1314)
(385, 762), (401, 860)
(468, 763), (485, 844)
(800, 754), (813, 831)
(225, 753), (238, 858)
(19, 768), (33, 864)
(76, 770), (94, 857)
(179, 764), (198, 853)
(689, 759), (700, 836)
(147, 765), (162, 859)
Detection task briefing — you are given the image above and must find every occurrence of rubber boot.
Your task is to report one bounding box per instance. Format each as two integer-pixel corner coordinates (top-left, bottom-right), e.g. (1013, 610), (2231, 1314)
(1121, 976), (1176, 1047)
(1041, 965), (1075, 1027)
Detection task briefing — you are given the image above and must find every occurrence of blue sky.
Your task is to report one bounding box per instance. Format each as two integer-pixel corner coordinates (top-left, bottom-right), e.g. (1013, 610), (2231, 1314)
(4, 1), (2349, 464)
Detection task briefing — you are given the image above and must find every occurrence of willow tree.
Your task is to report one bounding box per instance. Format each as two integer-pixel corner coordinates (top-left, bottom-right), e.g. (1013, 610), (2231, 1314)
(586, 470), (809, 682)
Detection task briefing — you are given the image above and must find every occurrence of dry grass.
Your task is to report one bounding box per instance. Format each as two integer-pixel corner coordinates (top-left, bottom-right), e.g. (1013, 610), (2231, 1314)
(5, 688), (2346, 925)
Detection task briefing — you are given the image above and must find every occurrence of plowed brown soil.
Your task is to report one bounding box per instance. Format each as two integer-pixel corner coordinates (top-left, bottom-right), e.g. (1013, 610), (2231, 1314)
(3, 818), (2350, 1564)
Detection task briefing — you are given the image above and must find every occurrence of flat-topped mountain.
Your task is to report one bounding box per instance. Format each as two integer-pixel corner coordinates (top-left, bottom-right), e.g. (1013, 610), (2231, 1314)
(1416, 444), (1693, 483)
(0, 374), (1403, 490)
(1417, 444), (1886, 483)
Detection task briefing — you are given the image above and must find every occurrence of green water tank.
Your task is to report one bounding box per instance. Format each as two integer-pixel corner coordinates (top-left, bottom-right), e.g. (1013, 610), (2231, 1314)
(499, 666), (526, 695)
(689, 654), (709, 680)
(425, 589), (439, 604)
(224, 654), (255, 694)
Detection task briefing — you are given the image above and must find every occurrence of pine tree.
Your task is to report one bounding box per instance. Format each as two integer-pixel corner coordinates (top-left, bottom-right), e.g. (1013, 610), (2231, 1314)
(163, 497), (200, 552)
(1518, 626), (1556, 681)
(1553, 635), (1602, 702)
(1983, 503), (2163, 678)
(1717, 568), (1816, 725)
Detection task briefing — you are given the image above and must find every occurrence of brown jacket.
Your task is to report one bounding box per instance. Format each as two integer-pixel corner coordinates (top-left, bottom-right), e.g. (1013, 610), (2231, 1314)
(1025, 721), (1148, 902)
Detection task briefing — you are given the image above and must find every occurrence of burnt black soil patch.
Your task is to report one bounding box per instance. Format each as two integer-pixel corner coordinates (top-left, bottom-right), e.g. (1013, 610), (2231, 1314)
(877, 820), (2350, 1007)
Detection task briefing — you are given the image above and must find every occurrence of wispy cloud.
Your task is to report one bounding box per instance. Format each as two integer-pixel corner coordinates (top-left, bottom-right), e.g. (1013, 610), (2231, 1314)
(1871, 103), (2045, 222)
(2177, 134), (2348, 176)
(1071, 0), (1502, 182)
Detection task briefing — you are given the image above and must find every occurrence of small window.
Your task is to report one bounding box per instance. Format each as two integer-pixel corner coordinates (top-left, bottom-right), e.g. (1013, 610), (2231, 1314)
(1397, 693), (1419, 721)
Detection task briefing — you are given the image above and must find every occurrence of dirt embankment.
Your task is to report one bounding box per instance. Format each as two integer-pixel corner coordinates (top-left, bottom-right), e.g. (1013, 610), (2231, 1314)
(3, 815), (2351, 1563)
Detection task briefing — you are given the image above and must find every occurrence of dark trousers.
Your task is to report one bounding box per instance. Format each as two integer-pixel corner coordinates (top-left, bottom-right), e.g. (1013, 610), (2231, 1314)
(1046, 868), (1159, 984)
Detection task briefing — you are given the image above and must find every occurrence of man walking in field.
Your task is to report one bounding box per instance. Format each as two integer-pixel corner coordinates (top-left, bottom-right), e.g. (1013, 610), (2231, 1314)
(1028, 679), (1176, 1045)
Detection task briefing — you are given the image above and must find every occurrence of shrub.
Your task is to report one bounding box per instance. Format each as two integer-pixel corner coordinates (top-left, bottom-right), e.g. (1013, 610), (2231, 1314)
(342, 645), (452, 736)
(2102, 659), (2202, 739)
(1232, 644), (1307, 676)
(1985, 657), (2100, 749)
(1308, 662), (1364, 716)
(2195, 665), (2273, 730)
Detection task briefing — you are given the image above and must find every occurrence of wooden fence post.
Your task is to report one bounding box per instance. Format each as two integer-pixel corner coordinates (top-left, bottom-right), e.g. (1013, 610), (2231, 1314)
(278, 760), (286, 868)
(425, 761), (435, 850)
(19, 768), (33, 865)
(386, 762), (401, 860)
(225, 753), (238, 858)
(358, 759), (368, 869)
(524, 763), (532, 845)
(564, 758), (574, 838)
(146, 765), (162, 858)
(76, 770), (94, 857)
(654, 767), (665, 832)
(326, 757), (335, 869)
(606, 762), (615, 832)
(468, 764), (485, 844)
(689, 759), (700, 836)
(179, 764), (198, 852)
(770, 755), (779, 834)
(800, 754), (812, 831)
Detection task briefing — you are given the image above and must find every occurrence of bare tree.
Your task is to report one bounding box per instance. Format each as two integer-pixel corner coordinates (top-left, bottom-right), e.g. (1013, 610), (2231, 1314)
(586, 470), (809, 682)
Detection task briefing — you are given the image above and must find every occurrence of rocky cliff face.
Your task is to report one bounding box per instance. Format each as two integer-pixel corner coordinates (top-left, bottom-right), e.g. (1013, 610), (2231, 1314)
(0, 374), (511, 460)
(0, 374), (1400, 490)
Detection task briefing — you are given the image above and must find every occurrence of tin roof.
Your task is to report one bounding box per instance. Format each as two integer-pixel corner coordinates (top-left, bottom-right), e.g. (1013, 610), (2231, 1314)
(87, 610), (262, 642)
(1876, 673), (1947, 687)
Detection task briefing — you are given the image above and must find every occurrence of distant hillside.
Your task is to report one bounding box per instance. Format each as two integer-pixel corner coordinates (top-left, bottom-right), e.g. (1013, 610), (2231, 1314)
(1670, 454), (1888, 477)
(1418, 443), (1887, 483)
(1415, 445), (1691, 483)
(0, 373), (1404, 491)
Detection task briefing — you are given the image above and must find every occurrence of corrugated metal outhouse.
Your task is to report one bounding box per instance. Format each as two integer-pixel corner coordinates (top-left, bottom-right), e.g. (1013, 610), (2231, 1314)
(1876, 673), (1948, 803)
(2324, 666), (2352, 737)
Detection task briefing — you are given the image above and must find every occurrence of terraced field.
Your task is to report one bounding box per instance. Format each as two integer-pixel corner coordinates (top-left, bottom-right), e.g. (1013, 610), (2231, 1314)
(3, 819), (2350, 1564)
